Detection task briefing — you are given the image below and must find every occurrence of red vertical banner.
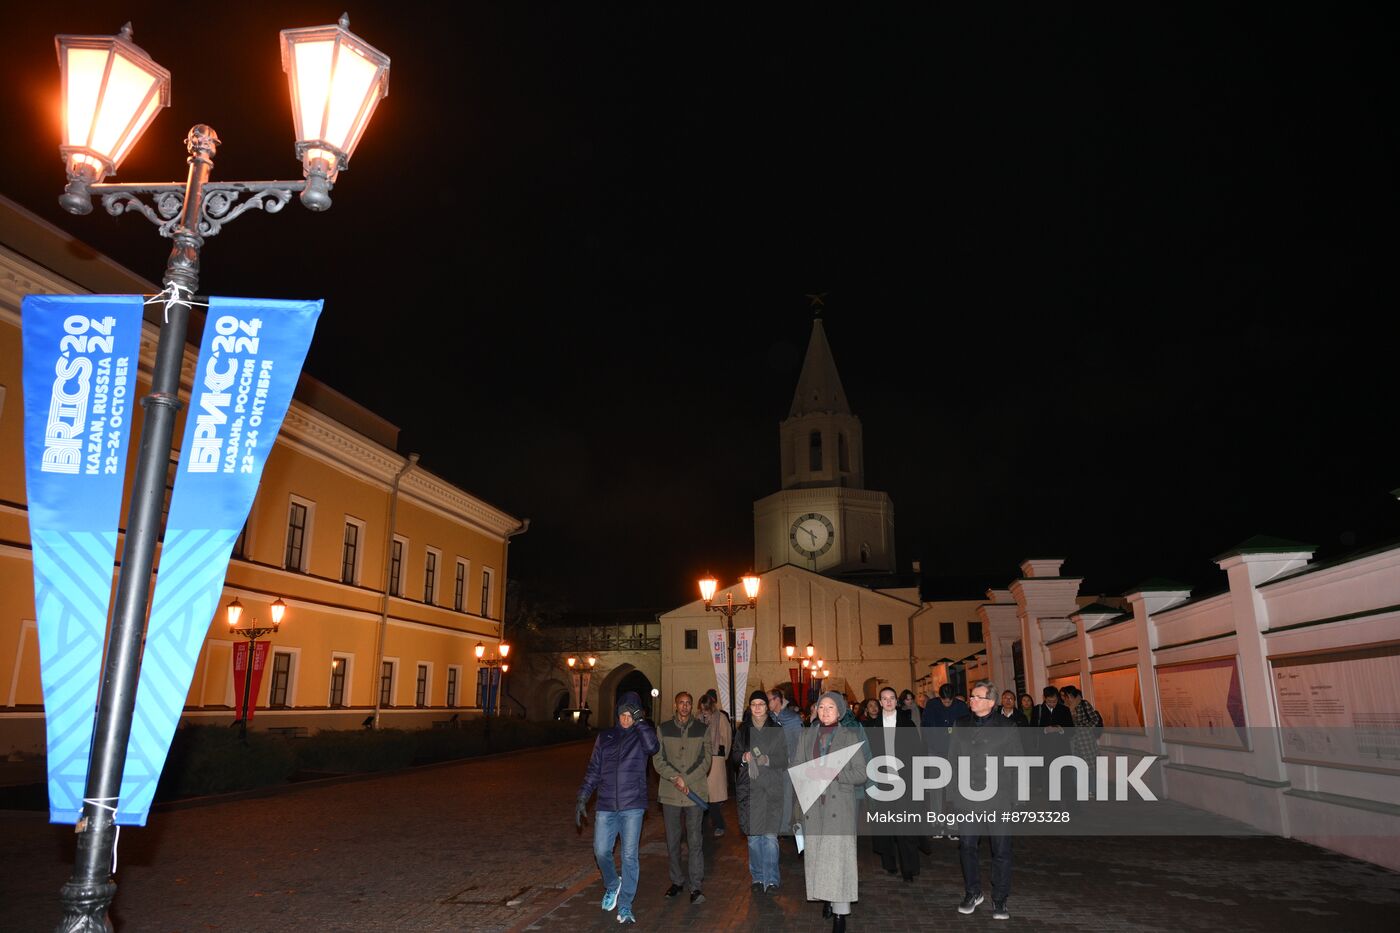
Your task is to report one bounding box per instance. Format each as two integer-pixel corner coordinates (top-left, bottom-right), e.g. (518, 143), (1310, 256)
(232, 641), (272, 721)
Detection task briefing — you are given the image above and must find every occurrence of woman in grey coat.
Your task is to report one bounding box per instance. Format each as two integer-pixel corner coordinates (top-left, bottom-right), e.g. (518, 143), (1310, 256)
(794, 692), (869, 933)
(729, 690), (789, 892)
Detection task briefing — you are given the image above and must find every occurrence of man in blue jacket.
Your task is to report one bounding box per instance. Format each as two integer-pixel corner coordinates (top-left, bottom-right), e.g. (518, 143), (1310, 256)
(576, 692), (659, 924)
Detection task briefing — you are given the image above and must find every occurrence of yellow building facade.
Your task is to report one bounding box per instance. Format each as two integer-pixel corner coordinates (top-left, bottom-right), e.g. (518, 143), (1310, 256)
(0, 197), (525, 752)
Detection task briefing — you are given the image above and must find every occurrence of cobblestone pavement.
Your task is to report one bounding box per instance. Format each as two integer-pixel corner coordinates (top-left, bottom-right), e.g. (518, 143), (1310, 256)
(3, 740), (1398, 932)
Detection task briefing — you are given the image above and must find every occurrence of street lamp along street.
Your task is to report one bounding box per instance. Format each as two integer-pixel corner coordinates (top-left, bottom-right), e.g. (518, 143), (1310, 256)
(226, 597), (288, 741)
(48, 14), (389, 932)
(698, 572), (761, 726)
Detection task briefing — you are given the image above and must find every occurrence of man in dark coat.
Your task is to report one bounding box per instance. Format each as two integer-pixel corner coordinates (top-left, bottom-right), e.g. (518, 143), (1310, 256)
(576, 692), (659, 924)
(950, 679), (1024, 921)
(1028, 685), (1074, 793)
(921, 683), (970, 838)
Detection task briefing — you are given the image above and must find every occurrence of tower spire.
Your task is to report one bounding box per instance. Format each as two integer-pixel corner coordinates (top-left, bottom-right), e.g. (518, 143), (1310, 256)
(789, 314), (850, 418)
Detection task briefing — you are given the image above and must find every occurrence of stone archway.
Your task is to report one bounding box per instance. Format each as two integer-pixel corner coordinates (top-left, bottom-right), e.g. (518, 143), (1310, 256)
(595, 662), (654, 725)
(539, 678), (570, 721)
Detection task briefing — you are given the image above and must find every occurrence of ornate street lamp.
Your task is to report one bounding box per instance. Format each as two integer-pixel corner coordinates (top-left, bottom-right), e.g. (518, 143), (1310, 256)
(474, 641), (511, 716)
(699, 572), (760, 723)
(226, 597), (287, 742)
(48, 16), (388, 932)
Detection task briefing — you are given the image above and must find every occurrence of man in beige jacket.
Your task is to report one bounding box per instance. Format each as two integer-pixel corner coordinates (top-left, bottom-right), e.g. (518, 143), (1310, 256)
(652, 691), (712, 904)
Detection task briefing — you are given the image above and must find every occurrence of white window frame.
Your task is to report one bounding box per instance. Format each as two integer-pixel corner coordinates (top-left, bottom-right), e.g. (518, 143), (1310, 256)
(284, 494), (316, 573)
(267, 646), (301, 708)
(389, 535), (409, 598)
(446, 663), (463, 708)
(379, 656), (400, 707)
(454, 558), (470, 612)
(329, 651), (354, 707)
(415, 660), (434, 707)
(341, 516), (366, 586)
(480, 566), (495, 619)
(424, 546), (442, 605)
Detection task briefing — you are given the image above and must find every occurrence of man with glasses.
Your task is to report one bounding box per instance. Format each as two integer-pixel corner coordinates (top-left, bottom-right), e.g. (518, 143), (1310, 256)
(950, 679), (1022, 921)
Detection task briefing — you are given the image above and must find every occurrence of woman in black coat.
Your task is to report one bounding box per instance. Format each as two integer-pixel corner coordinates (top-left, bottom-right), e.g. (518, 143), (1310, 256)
(730, 690), (791, 892)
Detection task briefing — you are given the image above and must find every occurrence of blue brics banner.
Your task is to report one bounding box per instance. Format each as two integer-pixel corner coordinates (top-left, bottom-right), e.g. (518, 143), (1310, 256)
(20, 295), (144, 823)
(117, 296), (321, 824)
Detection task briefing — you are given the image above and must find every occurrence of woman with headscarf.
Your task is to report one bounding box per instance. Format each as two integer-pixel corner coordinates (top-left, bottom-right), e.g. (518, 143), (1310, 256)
(794, 692), (869, 933)
(730, 689), (790, 892)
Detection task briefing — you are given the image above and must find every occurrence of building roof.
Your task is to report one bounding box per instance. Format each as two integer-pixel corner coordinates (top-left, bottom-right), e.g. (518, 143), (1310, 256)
(788, 317), (851, 418)
(1213, 534), (1317, 561)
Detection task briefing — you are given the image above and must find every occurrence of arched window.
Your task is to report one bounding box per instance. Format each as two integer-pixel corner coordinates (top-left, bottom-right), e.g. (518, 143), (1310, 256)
(860, 543), (870, 564)
(838, 433), (849, 472)
(809, 430), (823, 471)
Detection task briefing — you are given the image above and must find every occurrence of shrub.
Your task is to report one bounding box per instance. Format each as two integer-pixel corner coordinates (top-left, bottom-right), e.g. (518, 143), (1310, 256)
(155, 725), (297, 799)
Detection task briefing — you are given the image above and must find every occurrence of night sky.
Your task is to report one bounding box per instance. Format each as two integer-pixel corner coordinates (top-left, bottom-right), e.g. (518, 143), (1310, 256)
(3, 6), (1398, 612)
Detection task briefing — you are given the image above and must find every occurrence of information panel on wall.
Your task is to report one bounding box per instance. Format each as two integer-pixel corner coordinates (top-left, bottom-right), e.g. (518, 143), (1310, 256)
(1091, 666), (1144, 731)
(1272, 644), (1400, 775)
(1156, 656), (1247, 749)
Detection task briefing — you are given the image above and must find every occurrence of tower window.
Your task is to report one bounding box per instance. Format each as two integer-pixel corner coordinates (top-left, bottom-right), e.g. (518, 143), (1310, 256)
(838, 433), (849, 472)
(809, 431), (822, 471)
(878, 624), (893, 645)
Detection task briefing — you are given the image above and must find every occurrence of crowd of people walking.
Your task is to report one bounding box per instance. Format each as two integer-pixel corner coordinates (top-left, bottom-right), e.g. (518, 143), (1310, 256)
(575, 679), (1103, 928)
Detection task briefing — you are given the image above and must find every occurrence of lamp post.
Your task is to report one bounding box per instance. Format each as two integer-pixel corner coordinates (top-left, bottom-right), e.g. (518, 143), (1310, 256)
(566, 654), (598, 719)
(226, 597), (287, 742)
(698, 573), (760, 724)
(785, 640), (831, 708)
(474, 641), (511, 716)
(48, 16), (388, 931)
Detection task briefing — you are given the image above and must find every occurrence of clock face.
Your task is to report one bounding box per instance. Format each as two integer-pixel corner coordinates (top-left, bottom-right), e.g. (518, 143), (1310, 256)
(790, 512), (835, 559)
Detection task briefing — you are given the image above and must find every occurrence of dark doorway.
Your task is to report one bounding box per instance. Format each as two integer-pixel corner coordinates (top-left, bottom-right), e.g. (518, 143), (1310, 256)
(615, 669), (654, 717)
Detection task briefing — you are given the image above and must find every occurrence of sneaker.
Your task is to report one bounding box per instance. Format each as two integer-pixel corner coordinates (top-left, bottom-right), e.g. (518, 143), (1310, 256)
(958, 892), (984, 915)
(764, 883), (779, 894)
(751, 881), (763, 894)
(713, 827), (725, 837)
(947, 834), (960, 841)
(690, 890), (705, 904)
(617, 908), (636, 924)
(993, 900), (1010, 920)
(663, 883), (683, 898)
(601, 880), (622, 911)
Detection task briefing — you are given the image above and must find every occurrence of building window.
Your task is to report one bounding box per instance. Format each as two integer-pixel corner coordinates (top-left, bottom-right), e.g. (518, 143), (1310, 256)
(454, 559), (469, 611)
(809, 430), (823, 471)
(285, 502), (308, 571)
(390, 537), (405, 597)
(446, 666), (459, 707)
(838, 433), (849, 472)
(940, 622), (956, 644)
(341, 520), (361, 585)
(480, 567), (494, 618)
(968, 621), (984, 643)
(269, 652), (293, 707)
(782, 625), (797, 651)
(380, 660), (395, 707)
(329, 657), (347, 707)
(416, 664), (429, 707)
(685, 629), (698, 650)
(860, 543), (870, 564)
(424, 548), (439, 604)
(878, 624), (893, 645)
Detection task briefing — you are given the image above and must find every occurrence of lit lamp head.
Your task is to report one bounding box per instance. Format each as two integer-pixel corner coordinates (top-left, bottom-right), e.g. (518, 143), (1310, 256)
(806, 643), (816, 658)
(785, 645), (795, 659)
(567, 656), (577, 668)
(475, 642), (486, 660)
(741, 573), (760, 602)
(821, 667), (831, 679)
(500, 663), (509, 674)
(55, 24), (171, 214)
(698, 574), (718, 606)
(498, 643), (510, 659)
(226, 597), (244, 632)
(270, 597), (287, 628)
(280, 13), (390, 211)
(587, 655), (598, 668)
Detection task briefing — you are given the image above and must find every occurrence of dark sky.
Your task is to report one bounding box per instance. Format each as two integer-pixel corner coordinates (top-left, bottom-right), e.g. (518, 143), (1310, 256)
(3, 5), (1398, 611)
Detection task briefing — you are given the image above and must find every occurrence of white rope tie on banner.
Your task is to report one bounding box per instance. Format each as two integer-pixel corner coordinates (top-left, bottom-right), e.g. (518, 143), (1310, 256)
(81, 796), (122, 873)
(145, 283), (208, 323)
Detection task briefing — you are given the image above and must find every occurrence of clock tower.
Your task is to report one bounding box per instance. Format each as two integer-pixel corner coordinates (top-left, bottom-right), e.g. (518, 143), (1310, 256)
(754, 315), (895, 574)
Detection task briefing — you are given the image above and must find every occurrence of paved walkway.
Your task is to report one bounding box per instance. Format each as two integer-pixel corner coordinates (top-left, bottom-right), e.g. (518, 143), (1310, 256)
(2, 740), (1398, 931)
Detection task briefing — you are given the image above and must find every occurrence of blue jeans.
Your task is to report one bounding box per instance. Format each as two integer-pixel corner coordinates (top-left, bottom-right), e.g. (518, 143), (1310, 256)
(594, 808), (645, 911)
(746, 833), (779, 885)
